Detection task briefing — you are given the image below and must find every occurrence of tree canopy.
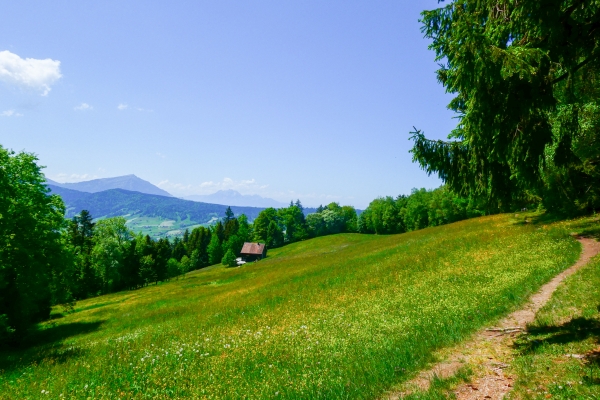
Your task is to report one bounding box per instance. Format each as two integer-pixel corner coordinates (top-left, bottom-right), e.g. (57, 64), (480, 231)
(410, 0), (600, 212)
(0, 147), (69, 338)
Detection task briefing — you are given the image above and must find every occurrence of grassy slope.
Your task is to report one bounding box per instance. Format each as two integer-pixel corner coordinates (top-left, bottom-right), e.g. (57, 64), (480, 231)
(0, 214), (580, 399)
(508, 216), (600, 399)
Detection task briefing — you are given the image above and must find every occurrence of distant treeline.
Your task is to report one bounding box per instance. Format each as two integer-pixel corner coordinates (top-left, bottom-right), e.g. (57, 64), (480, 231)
(358, 187), (490, 234)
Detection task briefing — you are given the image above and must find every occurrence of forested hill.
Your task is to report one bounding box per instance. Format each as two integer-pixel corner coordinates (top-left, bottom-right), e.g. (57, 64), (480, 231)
(47, 184), (266, 223)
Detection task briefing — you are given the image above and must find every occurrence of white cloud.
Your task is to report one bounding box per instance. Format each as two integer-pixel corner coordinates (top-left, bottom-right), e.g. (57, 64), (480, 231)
(156, 152), (166, 159)
(53, 173), (99, 183)
(74, 103), (93, 111)
(0, 50), (62, 96)
(154, 177), (351, 207)
(117, 103), (153, 112)
(157, 177), (265, 196)
(1, 109), (23, 117)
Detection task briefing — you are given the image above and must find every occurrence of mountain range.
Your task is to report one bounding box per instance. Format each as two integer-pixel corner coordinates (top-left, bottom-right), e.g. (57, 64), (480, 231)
(46, 174), (172, 197)
(183, 190), (288, 208)
(47, 185), (265, 222)
(43, 174), (315, 238)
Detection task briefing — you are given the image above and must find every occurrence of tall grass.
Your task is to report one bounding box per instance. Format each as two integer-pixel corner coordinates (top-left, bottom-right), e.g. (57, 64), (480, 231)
(0, 214), (580, 399)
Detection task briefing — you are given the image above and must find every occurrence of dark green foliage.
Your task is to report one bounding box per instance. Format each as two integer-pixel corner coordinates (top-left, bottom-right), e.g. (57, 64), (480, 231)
(207, 232), (224, 265)
(68, 210), (99, 299)
(267, 220), (284, 248)
(223, 218), (240, 242)
(153, 239), (171, 284)
(410, 0), (600, 213)
(171, 237), (186, 262)
(214, 221), (225, 243)
(187, 226), (211, 268)
(167, 258), (181, 280)
(0, 147), (70, 338)
(122, 237), (141, 289)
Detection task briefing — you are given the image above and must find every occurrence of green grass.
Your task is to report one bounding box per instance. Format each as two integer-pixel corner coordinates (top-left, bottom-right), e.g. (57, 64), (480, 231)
(0, 214), (581, 399)
(508, 216), (600, 399)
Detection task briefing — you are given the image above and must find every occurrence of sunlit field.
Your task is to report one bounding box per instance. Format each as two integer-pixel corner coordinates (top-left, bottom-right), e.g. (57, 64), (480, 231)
(0, 214), (580, 399)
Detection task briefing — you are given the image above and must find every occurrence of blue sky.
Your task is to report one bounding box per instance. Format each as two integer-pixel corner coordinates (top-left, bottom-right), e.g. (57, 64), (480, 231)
(0, 1), (455, 208)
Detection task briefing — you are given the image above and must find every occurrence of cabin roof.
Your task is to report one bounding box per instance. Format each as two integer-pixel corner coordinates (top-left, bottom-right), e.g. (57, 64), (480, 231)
(240, 242), (265, 255)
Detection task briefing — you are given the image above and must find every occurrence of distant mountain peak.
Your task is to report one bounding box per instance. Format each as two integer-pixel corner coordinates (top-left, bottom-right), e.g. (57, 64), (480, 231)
(45, 174), (172, 197)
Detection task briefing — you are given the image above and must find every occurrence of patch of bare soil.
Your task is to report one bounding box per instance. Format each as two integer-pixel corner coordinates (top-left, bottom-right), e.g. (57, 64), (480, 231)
(387, 237), (600, 400)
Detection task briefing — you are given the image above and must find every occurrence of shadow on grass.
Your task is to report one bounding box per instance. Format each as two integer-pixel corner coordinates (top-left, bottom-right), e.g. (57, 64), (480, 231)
(528, 212), (572, 226)
(0, 320), (104, 374)
(515, 317), (600, 355)
(515, 317), (600, 385)
(528, 212), (600, 238)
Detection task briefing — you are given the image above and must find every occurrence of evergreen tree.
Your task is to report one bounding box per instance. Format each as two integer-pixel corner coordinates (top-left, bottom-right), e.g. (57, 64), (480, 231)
(223, 206), (235, 224)
(223, 218), (240, 242)
(214, 221), (225, 243)
(207, 231), (224, 265)
(153, 238), (171, 284)
(410, 0), (600, 211)
(237, 214), (251, 242)
(221, 249), (237, 267)
(172, 237), (186, 262)
(69, 210), (100, 299)
(122, 236), (141, 289)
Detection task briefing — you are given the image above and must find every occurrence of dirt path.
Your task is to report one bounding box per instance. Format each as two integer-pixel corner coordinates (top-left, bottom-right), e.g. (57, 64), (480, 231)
(388, 237), (600, 400)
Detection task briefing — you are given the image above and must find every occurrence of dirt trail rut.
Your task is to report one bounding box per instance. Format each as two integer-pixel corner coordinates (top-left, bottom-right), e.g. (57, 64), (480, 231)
(388, 237), (600, 400)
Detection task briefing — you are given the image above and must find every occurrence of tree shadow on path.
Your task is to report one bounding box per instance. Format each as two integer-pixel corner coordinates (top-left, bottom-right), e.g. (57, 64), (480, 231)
(514, 317), (600, 384)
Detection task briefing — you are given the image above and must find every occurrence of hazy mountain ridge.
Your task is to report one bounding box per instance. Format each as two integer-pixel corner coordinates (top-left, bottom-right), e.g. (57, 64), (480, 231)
(46, 174), (172, 197)
(183, 189), (288, 208)
(47, 185), (265, 222)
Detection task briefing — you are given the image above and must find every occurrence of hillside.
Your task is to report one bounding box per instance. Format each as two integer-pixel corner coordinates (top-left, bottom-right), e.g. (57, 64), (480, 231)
(0, 214), (581, 398)
(46, 174), (172, 197)
(47, 184), (266, 237)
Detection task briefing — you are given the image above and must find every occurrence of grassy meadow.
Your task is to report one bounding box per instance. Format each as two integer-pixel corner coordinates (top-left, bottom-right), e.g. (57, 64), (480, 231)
(0, 214), (581, 399)
(508, 216), (600, 399)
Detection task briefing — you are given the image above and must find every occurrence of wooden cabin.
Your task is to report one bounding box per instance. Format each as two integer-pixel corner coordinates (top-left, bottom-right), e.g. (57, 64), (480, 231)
(239, 242), (266, 262)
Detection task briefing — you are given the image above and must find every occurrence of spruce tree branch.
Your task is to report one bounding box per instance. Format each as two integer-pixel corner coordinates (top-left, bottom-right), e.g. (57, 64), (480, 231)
(552, 52), (600, 85)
